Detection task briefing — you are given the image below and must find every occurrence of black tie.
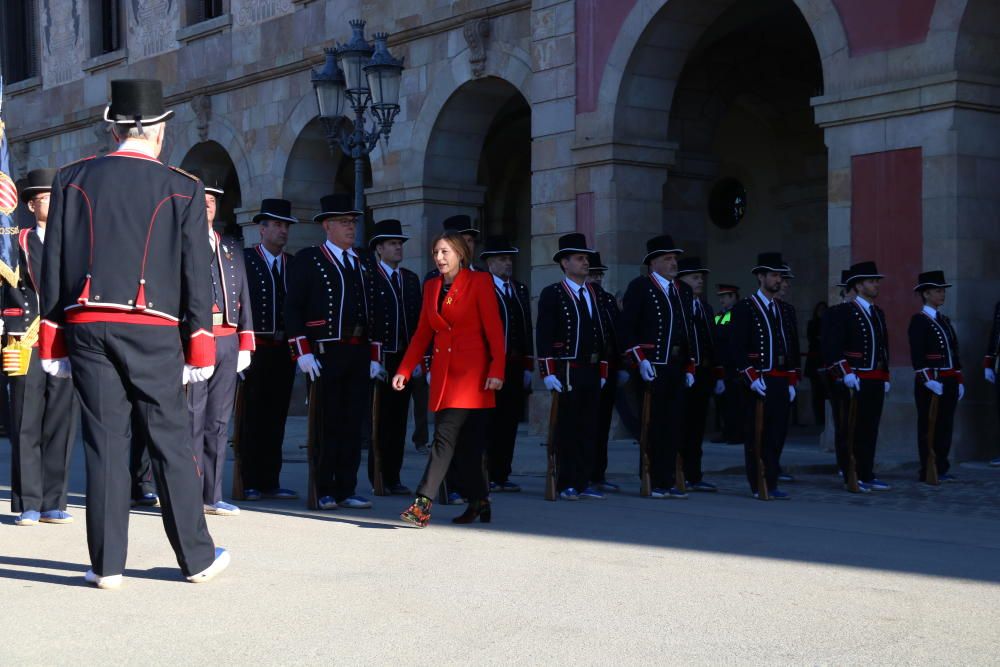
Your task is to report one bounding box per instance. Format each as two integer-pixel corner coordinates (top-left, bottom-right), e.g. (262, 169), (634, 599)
(505, 282), (513, 300)
(272, 257), (285, 328)
(578, 287), (589, 316)
(391, 270), (401, 295)
(342, 250), (352, 271)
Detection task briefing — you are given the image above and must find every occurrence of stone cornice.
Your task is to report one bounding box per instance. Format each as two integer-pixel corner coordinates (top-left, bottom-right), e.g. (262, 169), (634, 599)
(571, 138), (678, 171)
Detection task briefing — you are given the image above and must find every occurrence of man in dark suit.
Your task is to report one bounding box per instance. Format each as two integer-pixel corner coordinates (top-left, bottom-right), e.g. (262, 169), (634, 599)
(285, 193), (382, 510)
(4, 168), (79, 526)
(40, 79), (227, 588)
(368, 218), (422, 495)
(587, 252), (624, 493)
(240, 198), (299, 501)
(712, 284), (742, 444)
(481, 235), (533, 493)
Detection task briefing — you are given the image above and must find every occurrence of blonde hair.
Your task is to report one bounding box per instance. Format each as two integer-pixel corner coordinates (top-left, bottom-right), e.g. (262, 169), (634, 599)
(431, 230), (471, 268)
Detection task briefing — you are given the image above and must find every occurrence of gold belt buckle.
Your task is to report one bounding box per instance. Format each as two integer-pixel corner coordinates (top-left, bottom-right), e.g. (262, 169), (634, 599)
(350, 325), (364, 338)
(589, 353), (599, 364)
(777, 355), (786, 367)
(212, 313), (224, 326)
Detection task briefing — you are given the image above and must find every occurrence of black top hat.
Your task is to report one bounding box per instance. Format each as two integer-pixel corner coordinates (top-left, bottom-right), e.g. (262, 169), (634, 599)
(252, 198), (298, 224)
(443, 214), (479, 238)
(103, 79), (174, 127)
(836, 270), (851, 288)
(553, 233), (594, 263)
(751, 252), (788, 274)
(589, 252), (608, 272)
(677, 256), (710, 276)
(313, 193), (362, 222)
(716, 284), (740, 295)
(479, 235), (519, 259)
(781, 265), (796, 279)
(368, 219), (409, 248)
(189, 170), (224, 197)
(913, 270), (952, 292)
(844, 261), (883, 287)
(642, 235), (684, 265)
(20, 168), (57, 203)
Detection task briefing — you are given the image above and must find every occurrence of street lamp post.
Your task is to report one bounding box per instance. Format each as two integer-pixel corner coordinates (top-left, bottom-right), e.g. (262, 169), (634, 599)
(311, 19), (404, 241)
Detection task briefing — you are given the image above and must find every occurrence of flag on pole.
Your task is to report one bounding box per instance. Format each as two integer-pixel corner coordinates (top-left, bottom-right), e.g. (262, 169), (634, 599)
(0, 76), (20, 287)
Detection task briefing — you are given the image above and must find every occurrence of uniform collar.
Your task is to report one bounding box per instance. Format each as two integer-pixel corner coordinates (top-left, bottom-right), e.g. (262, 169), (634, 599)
(260, 244), (280, 266)
(116, 139), (159, 158)
(923, 305), (938, 320)
(855, 295), (872, 313)
(379, 260), (397, 278)
(493, 273), (510, 291)
(756, 289), (774, 307)
(325, 240), (358, 262)
(34, 225), (45, 244)
(563, 276), (587, 295)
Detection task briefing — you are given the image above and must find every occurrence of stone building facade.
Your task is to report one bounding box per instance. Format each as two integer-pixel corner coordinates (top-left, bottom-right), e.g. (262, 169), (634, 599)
(3, 0), (999, 460)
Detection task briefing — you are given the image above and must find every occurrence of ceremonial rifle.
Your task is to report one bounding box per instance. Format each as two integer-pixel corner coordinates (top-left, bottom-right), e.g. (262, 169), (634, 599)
(753, 395), (769, 500)
(370, 380), (387, 496)
(844, 387), (860, 493)
(230, 376), (246, 500)
(544, 390), (559, 501)
(306, 379), (321, 509)
(925, 392), (940, 486)
(639, 384), (652, 497)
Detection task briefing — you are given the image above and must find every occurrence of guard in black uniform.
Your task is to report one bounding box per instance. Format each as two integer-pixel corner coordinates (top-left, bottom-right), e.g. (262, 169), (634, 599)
(676, 257), (722, 492)
(480, 235), (534, 493)
(620, 235), (696, 499)
(368, 218), (422, 495)
(4, 168), (79, 526)
(189, 181), (255, 515)
(285, 193), (381, 510)
(908, 271), (963, 483)
(713, 284), (742, 444)
(822, 261), (891, 492)
(774, 266), (802, 483)
(587, 252), (624, 493)
(536, 233), (610, 500)
(729, 252), (798, 499)
(240, 198), (299, 501)
(984, 300), (1000, 466)
(822, 270), (856, 474)
(40, 79), (227, 587)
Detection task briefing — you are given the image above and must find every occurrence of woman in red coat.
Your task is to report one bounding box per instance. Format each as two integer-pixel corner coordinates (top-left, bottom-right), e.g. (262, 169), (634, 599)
(392, 231), (505, 527)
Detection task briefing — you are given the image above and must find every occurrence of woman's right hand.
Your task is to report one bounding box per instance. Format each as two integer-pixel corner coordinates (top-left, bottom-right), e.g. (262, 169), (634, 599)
(392, 374), (408, 391)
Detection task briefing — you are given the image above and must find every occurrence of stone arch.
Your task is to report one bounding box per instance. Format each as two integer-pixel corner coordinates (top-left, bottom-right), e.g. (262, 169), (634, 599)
(178, 139), (243, 237)
(954, 0), (1000, 77)
(164, 112), (254, 206)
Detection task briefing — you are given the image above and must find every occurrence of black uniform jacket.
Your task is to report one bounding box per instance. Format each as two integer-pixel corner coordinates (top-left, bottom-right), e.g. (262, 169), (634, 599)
(984, 301), (1000, 371)
(729, 291), (800, 385)
(908, 309), (963, 382)
(536, 280), (611, 379)
(822, 299), (889, 380)
(370, 261), (422, 358)
(691, 297), (724, 379)
(39, 149), (214, 366)
(208, 232), (254, 351)
(591, 283), (622, 370)
(619, 273), (695, 370)
(284, 242), (378, 361)
(244, 243), (292, 338)
(491, 276), (534, 371)
(2, 228), (43, 338)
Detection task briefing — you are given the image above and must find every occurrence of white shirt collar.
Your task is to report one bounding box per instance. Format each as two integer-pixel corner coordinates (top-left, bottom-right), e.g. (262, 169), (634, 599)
(325, 240), (358, 261)
(260, 244), (280, 267)
(379, 260), (397, 277)
(565, 277), (591, 312)
(117, 139), (158, 158)
(34, 226), (45, 243)
(651, 271), (673, 291)
(492, 273), (509, 291)
(922, 305), (938, 320)
(209, 233), (216, 252)
(855, 295), (872, 313)
(756, 289), (774, 306)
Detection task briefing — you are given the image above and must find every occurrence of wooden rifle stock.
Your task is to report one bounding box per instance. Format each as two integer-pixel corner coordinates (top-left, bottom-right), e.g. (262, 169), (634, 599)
(230, 377), (246, 501)
(639, 385), (652, 497)
(753, 395), (769, 500)
(926, 392), (940, 485)
(306, 380), (320, 509)
(370, 380), (387, 496)
(545, 390), (559, 501)
(845, 387), (860, 493)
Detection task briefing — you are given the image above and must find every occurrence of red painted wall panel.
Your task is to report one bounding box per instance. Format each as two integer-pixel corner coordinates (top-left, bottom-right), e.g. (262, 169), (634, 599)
(832, 0), (936, 56)
(851, 148), (923, 365)
(576, 0), (637, 114)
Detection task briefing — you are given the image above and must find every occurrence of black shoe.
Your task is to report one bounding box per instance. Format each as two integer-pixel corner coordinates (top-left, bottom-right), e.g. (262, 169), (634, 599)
(414, 443), (429, 455)
(452, 499), (491, 524)
(388, 483), (412, 496)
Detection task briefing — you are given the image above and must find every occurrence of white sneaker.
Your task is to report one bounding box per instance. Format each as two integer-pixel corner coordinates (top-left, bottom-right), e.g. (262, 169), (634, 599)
(84, 569), (123, 590)
(204, 501), (240, 516)
(187, 547), (230, 584)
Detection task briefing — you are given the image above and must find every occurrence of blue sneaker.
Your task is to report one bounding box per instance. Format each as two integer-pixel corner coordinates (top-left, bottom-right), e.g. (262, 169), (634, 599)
(666, 487), (688, 499)
(579, 487), (605, 500)
(688, 481), (717, 493)
(489, 481), (500, 492)
(39, 510), (74, 524)
(134, 492), (160, 507)
(243, 488), (262, 501)
(263, 488), (299, 500)
(447, 491), (467, 505)
(868, 478), (891, 491)
(339, 495), (372, 509)
(595, 481), (620, 493)
(771, 489), (790, 500)
(559, 487), (580, 501)
(317, 495), (338, 510)
(849, 480), (872, 493)
(650, 488), (669, 499)
(15, 510), (41, 526)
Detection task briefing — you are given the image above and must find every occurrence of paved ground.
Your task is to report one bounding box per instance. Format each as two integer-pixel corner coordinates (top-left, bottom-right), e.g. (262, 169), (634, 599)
(2, 421), (1000, 665)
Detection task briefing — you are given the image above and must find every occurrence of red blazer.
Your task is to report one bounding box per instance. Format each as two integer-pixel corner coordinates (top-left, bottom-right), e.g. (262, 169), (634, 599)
(398, 269), (506, 411)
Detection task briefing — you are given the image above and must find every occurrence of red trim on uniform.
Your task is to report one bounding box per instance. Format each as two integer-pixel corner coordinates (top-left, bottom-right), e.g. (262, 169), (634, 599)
(65, 308), (178, 326)
(68, 184), (95, 267)
(764, 369), (797, 380)
(523, 355), (534, 372)
(238, 331), (256, 352)
(742, 367), (760, 383)
(370, 341), (382, 362)
(628, 345), (647, 364)
(187, 329), (216, 367)
(39, 319), (67, 360)
(712, 366), (725, 380)
(289, 336), (311, 359)
(139, 194), (193, 305)
(984, 355), (995, 369)
(213, 324), (237, 337)
(599, 360), (609, 380)
(108, 149), (163, 163)
(2, 308), (24, 317)
(855, 369), (889, 381)
(685, 360), (696, 376)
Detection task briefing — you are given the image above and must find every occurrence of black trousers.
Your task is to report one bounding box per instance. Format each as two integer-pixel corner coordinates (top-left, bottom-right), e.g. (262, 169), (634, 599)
(644, 364), (687, 490)
(317, 343), (368, 501)
(129, 422), (155, 498)
(680, 366), (713, 483)
(591, 370), (619, 484)
(416, 408), (488, 503)
(915, 377), (959, 480)
(722, 374), (745, 443)
(410, 377), (429, 447)
(836, 378), (885, 482)
(240, 343), (295, 492)
(368, 352), (410, 487)
(9, 354), (78, 513)
(187, 334), (238, 505)
(554, 365), (601, 492)
(487, 359), (527, 484)
(66, 322), (216, 577)
(742, 376), (790, 494)
(830, 381), (848, 475)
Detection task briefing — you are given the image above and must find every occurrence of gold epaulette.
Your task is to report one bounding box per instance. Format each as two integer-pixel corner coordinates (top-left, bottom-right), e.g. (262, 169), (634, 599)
(60, 155), (97, 170)
(169, 165), (199, 181)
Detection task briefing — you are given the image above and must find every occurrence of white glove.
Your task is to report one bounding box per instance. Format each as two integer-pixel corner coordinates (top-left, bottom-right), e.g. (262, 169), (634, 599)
(788, 385), (796, 403)
(714, 379), (726, 395)
(638, 360), (656, 382)
(958, 383), (965, 401)
(884, 381), (891, 394)
(986, 368), (996, 384)
(600, 377), (607, 389)
(924, 379), (944, 396)
(41, 357), (71, 379)
(0, 318), (4, 336)
(751, 378), (767, 397)
(412, 363), (424, 378)
(617, 369), (630, 386)
(297, 353), (321, 381)
(426, 371), (431, 385)
(685, 372), (695, 388)
(523, 370), (533, 390)
(543, 374), (563, 393)
(236, 350), (252, 373)
(182, 365), (191, 385)
(843, 373), (861, 391)
(370, 360), (386, 381)
(186, 364), (215, 383)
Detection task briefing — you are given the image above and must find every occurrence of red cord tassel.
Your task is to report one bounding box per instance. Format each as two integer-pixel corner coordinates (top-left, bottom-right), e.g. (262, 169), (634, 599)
(76, 275), (92, 305)
(135, 280), (147, 310)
